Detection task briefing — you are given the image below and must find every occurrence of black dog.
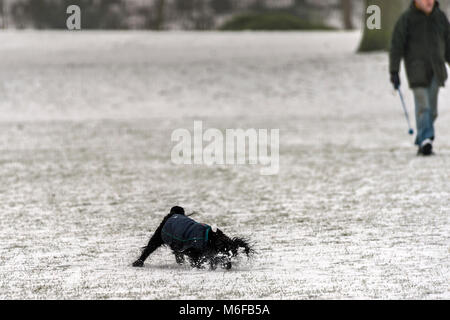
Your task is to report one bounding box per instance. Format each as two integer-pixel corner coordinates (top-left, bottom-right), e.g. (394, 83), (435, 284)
(132, 206), (254, 270)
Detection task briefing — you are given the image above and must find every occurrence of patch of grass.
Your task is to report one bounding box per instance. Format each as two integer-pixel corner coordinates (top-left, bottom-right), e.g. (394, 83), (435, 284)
(220, 12), (334, 31)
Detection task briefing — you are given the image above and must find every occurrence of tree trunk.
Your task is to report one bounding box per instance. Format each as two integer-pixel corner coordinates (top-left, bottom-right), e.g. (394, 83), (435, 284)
(358, 0), (408, 52)
(0, 0), (4, 29)
(341, 0), (353, 30)
(155, 0), (165, 30)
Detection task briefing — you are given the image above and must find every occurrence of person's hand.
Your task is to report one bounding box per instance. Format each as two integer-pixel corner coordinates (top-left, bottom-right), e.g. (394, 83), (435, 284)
(390, 72), (400, 90)
(132, 259), (144, 267)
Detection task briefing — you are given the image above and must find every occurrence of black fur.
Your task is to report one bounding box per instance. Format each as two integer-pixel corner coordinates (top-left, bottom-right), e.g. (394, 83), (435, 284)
(132, 207), (254, 270)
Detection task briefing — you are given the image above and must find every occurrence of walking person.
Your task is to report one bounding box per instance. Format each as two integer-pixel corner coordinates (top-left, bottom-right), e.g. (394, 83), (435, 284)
(390, 0), (449, 155)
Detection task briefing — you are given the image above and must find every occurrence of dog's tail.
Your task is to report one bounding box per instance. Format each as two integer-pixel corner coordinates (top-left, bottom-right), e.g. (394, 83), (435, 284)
(230, 237), (255, 257)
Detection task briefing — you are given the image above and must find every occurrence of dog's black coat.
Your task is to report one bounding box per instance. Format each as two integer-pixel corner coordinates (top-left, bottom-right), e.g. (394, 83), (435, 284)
(132, 206), (253, 270)
(161, 214), (211, 252)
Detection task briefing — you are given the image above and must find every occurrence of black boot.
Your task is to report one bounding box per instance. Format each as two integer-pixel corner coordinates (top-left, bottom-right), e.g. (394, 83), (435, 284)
(418, 139), (433, 156)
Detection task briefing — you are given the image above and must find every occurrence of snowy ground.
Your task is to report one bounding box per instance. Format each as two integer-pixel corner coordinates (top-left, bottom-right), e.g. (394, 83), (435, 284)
(0, 31), (449, 299)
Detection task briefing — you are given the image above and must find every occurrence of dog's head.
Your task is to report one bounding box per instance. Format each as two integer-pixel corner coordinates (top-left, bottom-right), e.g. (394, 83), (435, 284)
(169, 206), (185, 216)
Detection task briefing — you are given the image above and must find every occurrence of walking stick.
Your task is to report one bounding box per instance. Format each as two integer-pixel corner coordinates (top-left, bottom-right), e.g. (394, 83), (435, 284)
(397, 88), (414, 135)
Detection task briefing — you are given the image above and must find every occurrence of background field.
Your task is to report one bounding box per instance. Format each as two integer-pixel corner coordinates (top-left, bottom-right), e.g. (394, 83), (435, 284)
(0, 31), (449, 299)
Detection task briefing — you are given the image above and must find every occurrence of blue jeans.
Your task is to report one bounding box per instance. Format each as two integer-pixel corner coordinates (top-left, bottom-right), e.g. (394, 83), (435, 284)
(412, 77), (440, 146)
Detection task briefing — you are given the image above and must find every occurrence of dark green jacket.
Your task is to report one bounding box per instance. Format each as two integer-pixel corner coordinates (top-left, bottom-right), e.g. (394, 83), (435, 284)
(390, 1), (450, 88)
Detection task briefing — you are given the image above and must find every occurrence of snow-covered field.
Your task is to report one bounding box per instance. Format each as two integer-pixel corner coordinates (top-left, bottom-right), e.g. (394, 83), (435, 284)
(0, 31), (449, 299)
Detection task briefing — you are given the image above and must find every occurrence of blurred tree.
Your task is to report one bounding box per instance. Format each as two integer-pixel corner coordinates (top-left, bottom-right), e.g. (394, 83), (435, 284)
(10, 1), (24, 28)
(173, 0), (214, 30)
(100, 3), (124, 29)
(291, 0), (332, 25)
(220, 11), (334, 31)
(358, 0), (408, 52)
(249, 0), (267, 12)
(28, 0), (57, 28)
(441, 0), (450, 12)
(154, 0), (165, 30)
(175, 0), (195, 12)
(134, 5), (152, 29)
(341, 0), (353, 30)
(193, 0), (214, 30)
(211, 0), (233, 14)
(0, 0), (4, 28)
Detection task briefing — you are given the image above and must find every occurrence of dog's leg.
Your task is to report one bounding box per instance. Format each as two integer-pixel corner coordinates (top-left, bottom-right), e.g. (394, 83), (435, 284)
(209, 260), (217, 270)
(218, 256), (232, 270)
(132, 213), (176, 267)
(208, 255), (231, 270)
(209, 256), (220, 270)
(221, 259), (232, 270)
(173, 251), (185, 265)
(189, 257), (203, 269)
(186, 251), (199, 268)
(187, 251), (209, 269)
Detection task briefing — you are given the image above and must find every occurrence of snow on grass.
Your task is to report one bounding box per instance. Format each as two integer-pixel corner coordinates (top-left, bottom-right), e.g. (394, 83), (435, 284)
(0, 31), (448, 299)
